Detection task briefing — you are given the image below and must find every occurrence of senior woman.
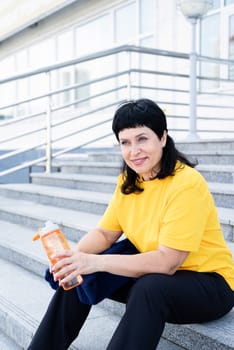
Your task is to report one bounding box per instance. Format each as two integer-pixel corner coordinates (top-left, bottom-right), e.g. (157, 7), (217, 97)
(28, 98), (234, 350)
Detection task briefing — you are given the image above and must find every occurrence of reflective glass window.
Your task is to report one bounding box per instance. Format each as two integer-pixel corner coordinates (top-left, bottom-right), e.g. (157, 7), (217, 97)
(57, 30), (74, 61)
(229, 15), (234, 78)
(225, 0), (234, 6)
(76, 14), (111, 56)
(115, 3), (137, 43)
(29, 39), (55, 69)
(211, 0), (221, 9)
(200, 13), (220, 89)
(140, 0), (154, 34)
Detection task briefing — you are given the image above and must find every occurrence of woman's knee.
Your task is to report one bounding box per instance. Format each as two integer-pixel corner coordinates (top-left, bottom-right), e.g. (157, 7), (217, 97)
(128, 273), (171, 305)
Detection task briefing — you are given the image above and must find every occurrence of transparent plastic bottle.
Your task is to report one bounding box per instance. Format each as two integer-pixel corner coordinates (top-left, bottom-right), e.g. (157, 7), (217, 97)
(33, 220), (83, 290)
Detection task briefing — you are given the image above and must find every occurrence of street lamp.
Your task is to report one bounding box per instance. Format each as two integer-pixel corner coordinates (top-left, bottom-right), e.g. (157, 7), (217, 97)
(179, 0), (213, 140)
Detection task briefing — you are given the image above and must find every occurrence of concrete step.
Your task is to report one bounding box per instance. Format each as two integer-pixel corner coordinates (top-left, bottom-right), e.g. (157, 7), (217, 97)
(208, 182), (234, 209)
(30, 172), (117, 193)
(2, 179), (234, 219)
(0, 183), (111, 215)
(186, 150), (234, 165)
(0, 196), (101, 242)
(31, 161), (121, 176)
(197, 164), (234, 183)
(218, 207), (234, 242)
(177, 139), (234, 152)
(0, 189), (233, 243)
(30, 165), (234, 196)
(0, 329), (22, 350)
(58, 161), (121, 176)
(56, 151), (122, 164)
(0, 220), (233, 350)
(85, 151), (122, 163)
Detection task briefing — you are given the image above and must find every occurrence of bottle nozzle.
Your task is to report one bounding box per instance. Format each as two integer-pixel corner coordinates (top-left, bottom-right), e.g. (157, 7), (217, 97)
(32, 228), (42, 241)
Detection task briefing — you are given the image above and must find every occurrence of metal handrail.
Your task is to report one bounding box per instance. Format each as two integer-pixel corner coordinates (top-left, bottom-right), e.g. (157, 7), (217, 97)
(0, 44), (233, 182)
(51, 101), (124, 130)
(0, 70), (128, 113)
(0, 111), (45, 127)
(0, 45), (189, 85)
(0, 142), (45, 161)
(52, 85), (126, 114)
(1, 44), (232, 86)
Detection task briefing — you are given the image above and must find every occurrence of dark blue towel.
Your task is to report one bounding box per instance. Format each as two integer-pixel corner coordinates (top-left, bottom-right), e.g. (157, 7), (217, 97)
(44, 238), (139, 305)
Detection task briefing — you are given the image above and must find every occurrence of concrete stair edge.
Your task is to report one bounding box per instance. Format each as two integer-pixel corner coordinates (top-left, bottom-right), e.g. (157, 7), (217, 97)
(0, 329), (22, 350)
(0, 294), (35, 349)
(0, 195), (233, 242)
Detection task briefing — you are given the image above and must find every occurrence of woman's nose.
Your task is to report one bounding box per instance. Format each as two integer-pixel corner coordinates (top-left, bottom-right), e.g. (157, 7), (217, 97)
(130, 143), (140, 156)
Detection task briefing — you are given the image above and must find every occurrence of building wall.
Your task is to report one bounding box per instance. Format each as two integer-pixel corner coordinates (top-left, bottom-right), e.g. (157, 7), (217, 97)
(0, 0), (79, 42)
(1, 1), (233, 74)
(0, 0), (189, 65)
(0, 0), (233, 138)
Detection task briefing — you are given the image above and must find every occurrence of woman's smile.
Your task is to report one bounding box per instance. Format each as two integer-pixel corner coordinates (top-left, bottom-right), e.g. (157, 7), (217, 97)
(130, 157), (148, 167)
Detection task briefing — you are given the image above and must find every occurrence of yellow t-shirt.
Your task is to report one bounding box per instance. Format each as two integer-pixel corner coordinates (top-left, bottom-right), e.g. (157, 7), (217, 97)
(99, 163), (234, 290)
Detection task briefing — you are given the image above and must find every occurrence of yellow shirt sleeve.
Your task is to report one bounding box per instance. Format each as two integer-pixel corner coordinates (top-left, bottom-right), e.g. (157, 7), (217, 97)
(159, 181), (213, 252)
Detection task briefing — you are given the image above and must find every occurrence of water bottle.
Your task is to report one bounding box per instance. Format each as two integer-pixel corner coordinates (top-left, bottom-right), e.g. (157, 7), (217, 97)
(33, 220), (83, 290)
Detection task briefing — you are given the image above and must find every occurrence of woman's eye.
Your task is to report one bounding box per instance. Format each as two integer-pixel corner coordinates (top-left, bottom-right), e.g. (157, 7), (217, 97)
(139, 136), (147, 142)
(120, 140), (128, 145)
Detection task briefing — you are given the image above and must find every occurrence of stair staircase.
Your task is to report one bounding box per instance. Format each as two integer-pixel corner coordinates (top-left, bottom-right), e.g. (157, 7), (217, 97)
(0, 140), (233, 349)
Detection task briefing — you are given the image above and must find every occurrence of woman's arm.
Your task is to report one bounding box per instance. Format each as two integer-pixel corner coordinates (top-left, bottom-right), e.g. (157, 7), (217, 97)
(52, 243), (189, 284)
(73, 227), (122, 254)
(99, 244), (189, 277)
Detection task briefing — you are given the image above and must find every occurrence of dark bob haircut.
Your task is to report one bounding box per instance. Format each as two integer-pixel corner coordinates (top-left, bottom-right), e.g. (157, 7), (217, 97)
(112, 98), (196, 194)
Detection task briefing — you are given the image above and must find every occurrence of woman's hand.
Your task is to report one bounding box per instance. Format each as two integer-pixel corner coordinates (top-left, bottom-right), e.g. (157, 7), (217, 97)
(51, 250), (100, 286)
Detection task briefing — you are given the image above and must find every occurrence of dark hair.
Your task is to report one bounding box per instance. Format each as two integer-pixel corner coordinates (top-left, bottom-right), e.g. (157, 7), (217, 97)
(112, 98), (196, 194)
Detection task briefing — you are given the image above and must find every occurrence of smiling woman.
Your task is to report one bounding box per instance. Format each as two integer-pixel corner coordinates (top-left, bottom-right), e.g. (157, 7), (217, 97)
(112, 99), (196, 194)
(28, 98), (234, 350)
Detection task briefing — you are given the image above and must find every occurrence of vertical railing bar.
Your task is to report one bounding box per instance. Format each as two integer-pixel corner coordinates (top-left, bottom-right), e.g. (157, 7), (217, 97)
(188, 18), (199, 140)
(45, 72), (52, 174)
(127, 51), (132, 100)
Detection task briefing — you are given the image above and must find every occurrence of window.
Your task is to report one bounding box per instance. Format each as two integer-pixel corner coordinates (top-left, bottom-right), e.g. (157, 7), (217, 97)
(225, 0), (234, 6)
(140, 0), (154, 34)
(15, 50), (29, 115)
(29, 39), (55, 69)
(229, 15), (234, 78)
(75, 14), (113, 107)
(115, 3), (137, 43)
(57, 30), (74, 61)
(211, 0), (221, 9)
(0, 56), (15, 118)
(76, 14), (111, 56)
(56, 31), (75, 107)
(200, 14), (220, 89)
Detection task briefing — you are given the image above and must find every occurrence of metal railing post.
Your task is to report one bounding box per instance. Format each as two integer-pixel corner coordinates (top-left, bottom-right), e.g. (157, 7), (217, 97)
(127, 50), (132, 100)
(188, 18), (199, 140)
(45, 72), (52, 173)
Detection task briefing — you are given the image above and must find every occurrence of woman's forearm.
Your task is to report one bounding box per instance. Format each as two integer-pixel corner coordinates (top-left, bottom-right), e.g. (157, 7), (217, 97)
(53, 242), (188, 284)
(98, 251), (167, 277)
(74, 227), (122, 254)
(98, 247), (188, 277)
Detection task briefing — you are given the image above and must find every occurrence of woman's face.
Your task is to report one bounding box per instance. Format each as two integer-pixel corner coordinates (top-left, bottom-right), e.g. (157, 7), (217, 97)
(118, 126), (167, 181)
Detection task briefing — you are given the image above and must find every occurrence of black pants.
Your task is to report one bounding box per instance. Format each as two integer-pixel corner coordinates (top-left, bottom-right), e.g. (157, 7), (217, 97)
(28, 271), (234, 350)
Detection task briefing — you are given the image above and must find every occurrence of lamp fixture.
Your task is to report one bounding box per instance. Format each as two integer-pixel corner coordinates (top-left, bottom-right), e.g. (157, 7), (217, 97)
(179, 0), (213, 20)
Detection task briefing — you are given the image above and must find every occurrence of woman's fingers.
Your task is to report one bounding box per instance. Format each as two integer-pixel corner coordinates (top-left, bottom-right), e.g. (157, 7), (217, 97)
(51, 250), (72, 272)
(52, 250), (98, 282)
